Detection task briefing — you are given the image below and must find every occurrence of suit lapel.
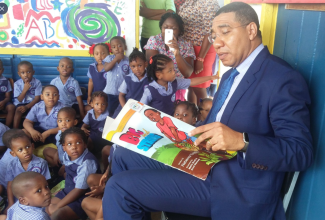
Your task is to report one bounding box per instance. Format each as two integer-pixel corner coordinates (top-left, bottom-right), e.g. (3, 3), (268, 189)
(220, 47), (270, 125)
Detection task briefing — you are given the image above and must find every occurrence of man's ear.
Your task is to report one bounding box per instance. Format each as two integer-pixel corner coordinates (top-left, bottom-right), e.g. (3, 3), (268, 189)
(247, 22), (258, 41)
(19, 197), (29, 206)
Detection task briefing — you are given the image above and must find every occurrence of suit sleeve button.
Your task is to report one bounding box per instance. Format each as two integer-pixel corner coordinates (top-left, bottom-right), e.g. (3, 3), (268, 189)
(264, 166), (268, 170)
(260, 165), (264, 170)
(252, 163), (256, 168)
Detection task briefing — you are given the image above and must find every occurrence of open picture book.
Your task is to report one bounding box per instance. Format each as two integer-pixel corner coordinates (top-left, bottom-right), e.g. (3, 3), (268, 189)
(102, 99), (237, 180)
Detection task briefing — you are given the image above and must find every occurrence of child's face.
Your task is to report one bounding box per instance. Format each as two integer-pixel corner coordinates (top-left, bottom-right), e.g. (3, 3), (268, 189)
(94, 45), (109, 65)
(156, 61), (176, 82)
(41, 87), (59, 107)
(174, 104), (196, 125)
(110, 39), (126, 55)
(19, 175), (51, 207)
(130, 58), (147, 79)
(63, 133), (87, 161)
(10, 137), (34, 163)
(18, 64), (34, 83)
(198, 100), (212, 121)
(144, 110), (162, 122)
(91, 96), (108, 115)
(57, 112), (78, 132)
(57, 59), (74, 77)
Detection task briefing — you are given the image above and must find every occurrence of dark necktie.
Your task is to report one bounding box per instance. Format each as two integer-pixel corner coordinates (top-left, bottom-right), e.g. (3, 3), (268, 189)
(205, 68), (239, 124)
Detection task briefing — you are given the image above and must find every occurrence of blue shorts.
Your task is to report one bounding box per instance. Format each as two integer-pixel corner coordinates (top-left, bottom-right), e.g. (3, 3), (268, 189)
(56, 188), (87, 219)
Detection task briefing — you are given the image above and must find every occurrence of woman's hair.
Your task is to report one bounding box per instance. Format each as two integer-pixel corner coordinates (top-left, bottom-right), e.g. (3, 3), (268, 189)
(90, 91), (108, 104)
(59, 127), (88, 145)
(159, 12), (185, 36)
(93, 43), (110, 54)
(129, 48), (146, 63)
(174, 100), (199, 118)
(146, 54), (173, 82)
(110, 36), (126, 46)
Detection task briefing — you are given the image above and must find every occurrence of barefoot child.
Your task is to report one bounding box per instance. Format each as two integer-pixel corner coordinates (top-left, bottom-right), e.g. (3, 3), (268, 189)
(51, 57), (85, 119)
(140, 54), (218, 115)
(86, 43), (110, 112)
(0, 60), (15, 127)
(43, 107), (78, 172)
(47, 127), (100, 220)
(23, 85), (64, 145)
(5, 172), (51, 220)
(103, 36), (131, 116)
(5, 132), (51, 210)
(13, 61), (42, 128)
(81, 92), (111, 154)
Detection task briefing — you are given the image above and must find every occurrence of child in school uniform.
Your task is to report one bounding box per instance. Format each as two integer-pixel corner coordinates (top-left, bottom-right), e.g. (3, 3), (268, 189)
(0, 60), (15, 127)
(85, 43), (110, 112)
(112, 47), (149, 118)
(5, 132), (51, 210)
(47, 127), (100, 220)
(3, 172), (51, 220)
(23, 85), (64, 145)
(173, 100), (198, 126)
(140, 54), (218, 116)
(13, 61), (42, 128)
(81, 92), (111, 155)
(103, 36), (132, 116)
(43, 107), (78, 175)
(50, 57), (85, 119)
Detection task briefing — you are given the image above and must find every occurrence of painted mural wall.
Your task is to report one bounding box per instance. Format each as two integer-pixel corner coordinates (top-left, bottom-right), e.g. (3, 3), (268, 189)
(0, 0), (136, 55)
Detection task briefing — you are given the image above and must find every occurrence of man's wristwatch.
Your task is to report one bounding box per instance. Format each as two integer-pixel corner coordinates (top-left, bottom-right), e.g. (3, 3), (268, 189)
(240, 132), (249, 152)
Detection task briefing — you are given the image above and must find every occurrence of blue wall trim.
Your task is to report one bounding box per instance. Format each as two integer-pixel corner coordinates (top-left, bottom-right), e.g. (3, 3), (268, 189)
(274, 4), (325, 220)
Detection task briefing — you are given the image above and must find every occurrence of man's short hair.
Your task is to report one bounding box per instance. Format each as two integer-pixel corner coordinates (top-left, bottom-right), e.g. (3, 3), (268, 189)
(215, 2), (262, 39)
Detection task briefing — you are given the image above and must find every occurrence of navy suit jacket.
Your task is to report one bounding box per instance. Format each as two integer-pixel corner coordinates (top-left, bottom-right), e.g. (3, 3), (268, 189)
(208, 47), (313, 220)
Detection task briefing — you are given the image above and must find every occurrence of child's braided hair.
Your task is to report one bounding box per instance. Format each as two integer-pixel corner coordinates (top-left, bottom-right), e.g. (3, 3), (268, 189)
(147, 54), (173, 82)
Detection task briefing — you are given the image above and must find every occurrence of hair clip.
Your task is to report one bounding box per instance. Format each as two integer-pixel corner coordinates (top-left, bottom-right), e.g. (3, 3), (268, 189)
(149, 56), (153, 64)
(89, 44), (95, 55)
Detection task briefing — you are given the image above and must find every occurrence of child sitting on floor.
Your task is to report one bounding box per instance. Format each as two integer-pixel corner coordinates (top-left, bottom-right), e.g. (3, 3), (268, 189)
(23, 85), (64, 145)
(85, 43), (110, 112)
(196, 98), (213, 126)
(13, 61), (42, 128)
(112, 47), (149, 118)
(0, 60), (15, 127)
(103, 36), (132, 116)
(173, 100), (198, 126)
(51, 57), (85, 119)
(140, 54), (218, 116)
(5, 132), (51, 210)
(4, 172), (51, 220)
(43, 107), (78, 175)
(81, 91), (111, 155)
(47, 127), (100, 220)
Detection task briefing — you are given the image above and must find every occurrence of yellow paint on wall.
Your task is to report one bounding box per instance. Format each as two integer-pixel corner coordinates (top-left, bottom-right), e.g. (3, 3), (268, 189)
(260, 4), (278, 54)
(0, 48), (91, 57)
(224, 0), (231, 5)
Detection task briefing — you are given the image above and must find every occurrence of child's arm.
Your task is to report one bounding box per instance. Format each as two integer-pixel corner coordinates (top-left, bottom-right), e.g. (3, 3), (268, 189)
(190, 75), (219, 87)
(76, 96), (85, 119)
(23, 118), (42, 142)
(48, 188), (87, 215)
(6, 181), (14, 208)
(81, 123), (90, 136)
(103, 54), (124, 72)
(169, 127), (183, 143)
(0, 92), (11, 110)
(41, 127), (60, 143)
(118, 93), (126, 107)
(87, 79), (93, 105)
(17, 82), (31, 102)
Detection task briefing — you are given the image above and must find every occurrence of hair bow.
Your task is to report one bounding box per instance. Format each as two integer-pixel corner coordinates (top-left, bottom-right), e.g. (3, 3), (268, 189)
(89, 44), (96, 55)
(149, 56), (153, 64)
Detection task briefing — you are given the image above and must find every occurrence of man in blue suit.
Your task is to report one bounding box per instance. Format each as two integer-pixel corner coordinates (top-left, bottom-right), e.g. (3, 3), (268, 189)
(102, 2), (313, 220)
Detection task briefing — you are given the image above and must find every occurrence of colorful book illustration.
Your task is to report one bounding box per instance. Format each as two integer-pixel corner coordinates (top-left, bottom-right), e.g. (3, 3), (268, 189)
(102, 99), (237, 180)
